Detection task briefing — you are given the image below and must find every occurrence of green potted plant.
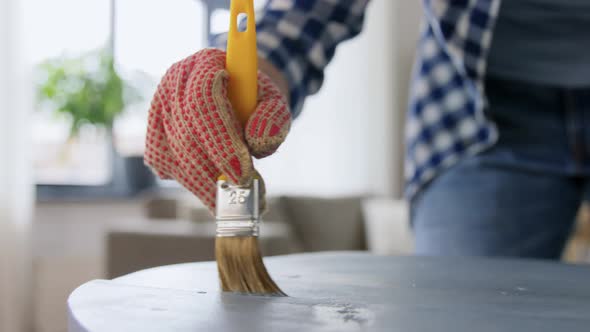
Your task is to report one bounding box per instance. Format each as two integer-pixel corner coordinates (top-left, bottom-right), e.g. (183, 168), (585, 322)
(35, 47), (154, 196)
(36, 48), (129, 140)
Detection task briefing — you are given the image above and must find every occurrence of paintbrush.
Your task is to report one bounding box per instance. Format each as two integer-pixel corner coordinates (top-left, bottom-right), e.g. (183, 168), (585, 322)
(215, 0), (285, 296)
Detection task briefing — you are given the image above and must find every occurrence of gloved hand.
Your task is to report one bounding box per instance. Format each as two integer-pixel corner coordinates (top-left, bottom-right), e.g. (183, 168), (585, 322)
(144, 49), (291, 212)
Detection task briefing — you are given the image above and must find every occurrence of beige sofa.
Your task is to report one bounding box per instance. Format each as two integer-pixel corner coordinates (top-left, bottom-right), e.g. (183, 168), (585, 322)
(106, 195), (414, 278)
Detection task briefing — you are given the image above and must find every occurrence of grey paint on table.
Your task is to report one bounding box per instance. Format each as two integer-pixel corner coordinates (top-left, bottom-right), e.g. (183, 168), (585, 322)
(68, 252), (590, 331)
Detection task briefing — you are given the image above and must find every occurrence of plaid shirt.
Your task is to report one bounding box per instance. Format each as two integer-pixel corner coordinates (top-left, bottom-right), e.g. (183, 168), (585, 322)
(213, 0), (502, 200)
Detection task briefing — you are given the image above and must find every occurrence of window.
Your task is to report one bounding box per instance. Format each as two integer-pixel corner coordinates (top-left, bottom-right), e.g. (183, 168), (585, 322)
(25, 0), (112, 186)
(25, 0), (208, 191)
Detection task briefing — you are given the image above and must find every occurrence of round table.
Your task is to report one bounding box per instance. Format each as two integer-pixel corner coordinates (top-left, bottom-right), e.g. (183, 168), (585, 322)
(68, 252), (590, 331)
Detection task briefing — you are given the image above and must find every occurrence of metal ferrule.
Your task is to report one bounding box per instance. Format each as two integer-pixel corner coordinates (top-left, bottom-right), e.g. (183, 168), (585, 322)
(215, 178), (260, 237)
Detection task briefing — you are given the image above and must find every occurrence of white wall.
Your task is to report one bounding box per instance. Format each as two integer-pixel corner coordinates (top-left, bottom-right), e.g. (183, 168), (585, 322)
(0, 1), (34, 331)
(255, 0), (422, 198)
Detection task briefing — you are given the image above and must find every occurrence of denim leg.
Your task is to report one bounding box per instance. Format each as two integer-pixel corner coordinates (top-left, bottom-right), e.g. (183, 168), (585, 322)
(411, 158), (580, 258)
(411, 76), (583, 258)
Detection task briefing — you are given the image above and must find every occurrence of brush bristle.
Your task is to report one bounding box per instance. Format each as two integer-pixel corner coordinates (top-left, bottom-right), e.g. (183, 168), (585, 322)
(215, 237), (285, 296)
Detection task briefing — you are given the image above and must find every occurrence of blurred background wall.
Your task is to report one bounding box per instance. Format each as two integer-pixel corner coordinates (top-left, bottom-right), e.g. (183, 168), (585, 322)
(256, 0), (422, 198)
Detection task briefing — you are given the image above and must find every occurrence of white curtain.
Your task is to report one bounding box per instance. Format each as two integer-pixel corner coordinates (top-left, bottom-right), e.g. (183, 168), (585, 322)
(0, 0), (34, 331)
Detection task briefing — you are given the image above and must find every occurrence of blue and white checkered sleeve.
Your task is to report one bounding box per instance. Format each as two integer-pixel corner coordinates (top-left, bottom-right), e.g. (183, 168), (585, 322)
(212, 0), (369, 117)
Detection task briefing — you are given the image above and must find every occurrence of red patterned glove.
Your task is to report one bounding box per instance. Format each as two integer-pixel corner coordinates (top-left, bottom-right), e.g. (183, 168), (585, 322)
(144, 49), (291, 212)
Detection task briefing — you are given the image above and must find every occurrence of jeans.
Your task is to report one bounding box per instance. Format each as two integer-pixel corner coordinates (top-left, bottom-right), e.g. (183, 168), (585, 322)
(412, 76), (590, 259)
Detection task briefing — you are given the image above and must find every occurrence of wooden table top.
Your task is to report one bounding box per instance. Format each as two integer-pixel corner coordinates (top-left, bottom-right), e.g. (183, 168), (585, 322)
(68, 252), (590, 331)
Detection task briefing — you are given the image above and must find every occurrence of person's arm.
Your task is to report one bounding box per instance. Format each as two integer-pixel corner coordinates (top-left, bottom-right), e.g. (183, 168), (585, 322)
(259, 56), (290, 103)
(213, 0), (370, 116)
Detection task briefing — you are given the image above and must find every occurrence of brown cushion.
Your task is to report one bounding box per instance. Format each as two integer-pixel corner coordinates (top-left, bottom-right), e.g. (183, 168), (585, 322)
(261, 196), (289, 222)
(143, 197), (178, 219)
(279, 196), (366, 252)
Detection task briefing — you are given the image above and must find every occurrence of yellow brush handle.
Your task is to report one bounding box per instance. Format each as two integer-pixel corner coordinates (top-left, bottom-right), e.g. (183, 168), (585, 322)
(218, 0), (257, 183)
(226, 0), (258, 127)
